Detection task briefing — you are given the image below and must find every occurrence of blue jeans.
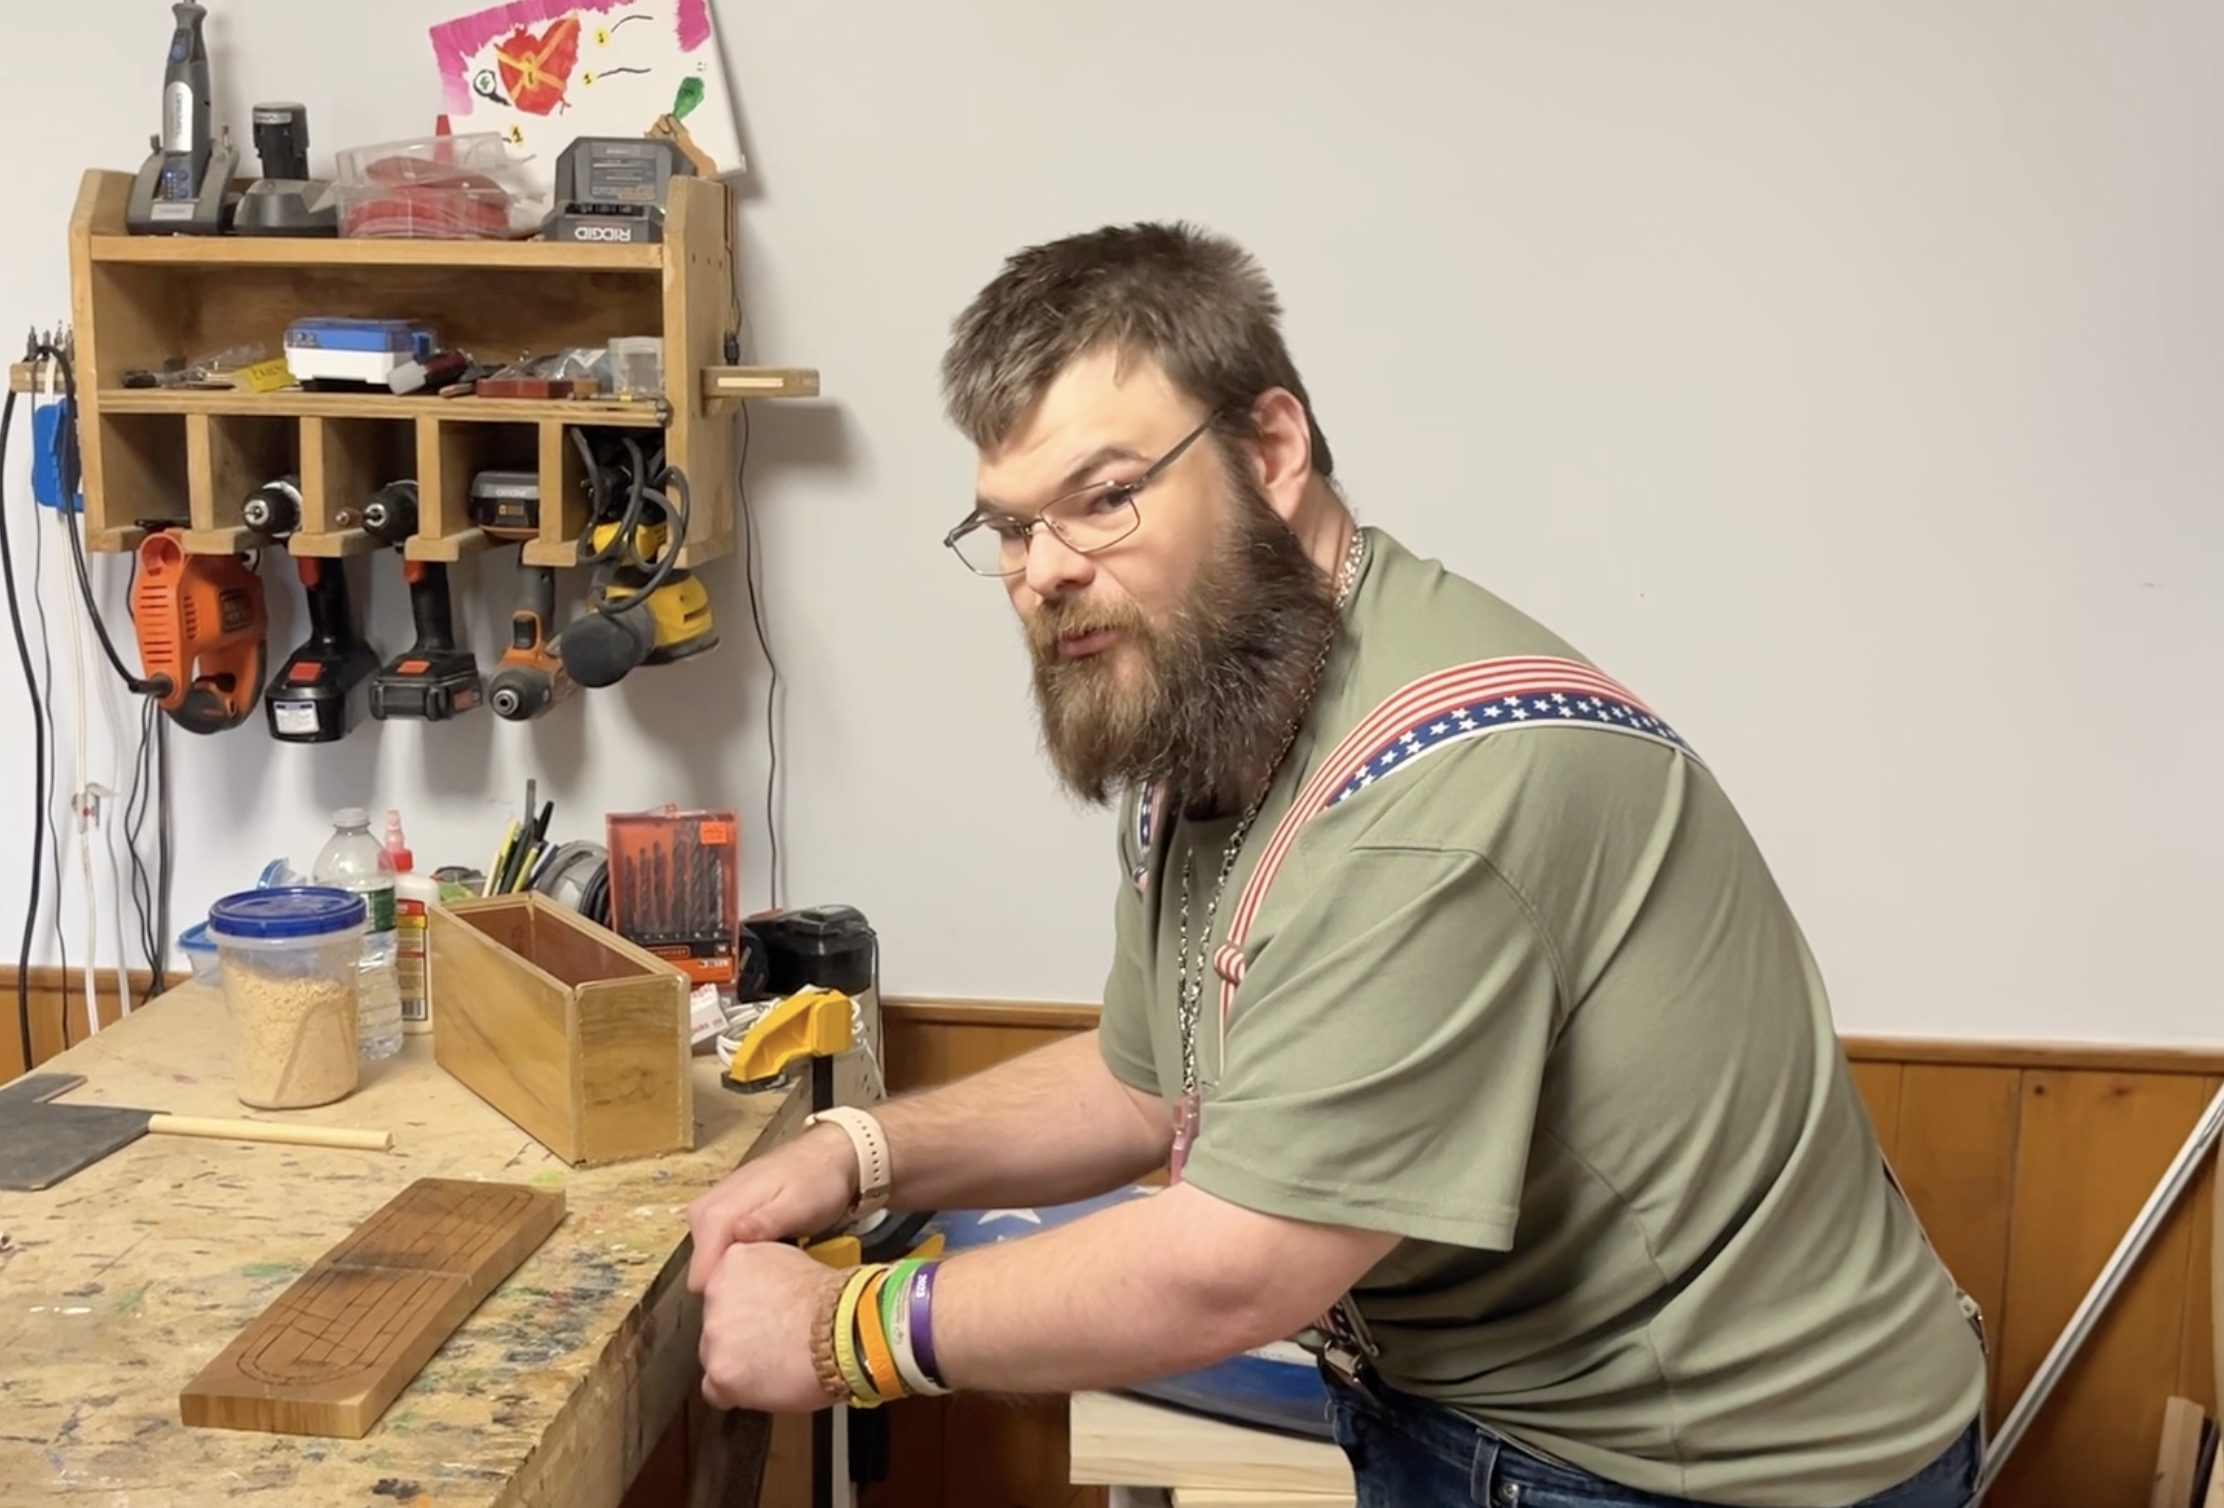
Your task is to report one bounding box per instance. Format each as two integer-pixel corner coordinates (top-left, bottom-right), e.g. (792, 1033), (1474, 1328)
(1324, 1375), (1979, 1508)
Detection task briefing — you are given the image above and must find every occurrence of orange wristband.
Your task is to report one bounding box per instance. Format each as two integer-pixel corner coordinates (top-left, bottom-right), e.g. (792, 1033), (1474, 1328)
(854, 1268), (906, 1402)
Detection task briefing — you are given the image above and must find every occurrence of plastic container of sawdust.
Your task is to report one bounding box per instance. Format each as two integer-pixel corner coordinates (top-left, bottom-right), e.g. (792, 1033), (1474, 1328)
(206, 886), (368, 1110)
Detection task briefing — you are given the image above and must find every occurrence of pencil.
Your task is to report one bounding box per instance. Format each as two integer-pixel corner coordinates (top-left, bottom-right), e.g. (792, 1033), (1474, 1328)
(483, 820), (521, 898)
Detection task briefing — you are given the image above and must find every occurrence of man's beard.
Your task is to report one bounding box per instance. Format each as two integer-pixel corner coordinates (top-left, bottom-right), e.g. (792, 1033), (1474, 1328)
(1026, 475), (1337, 815)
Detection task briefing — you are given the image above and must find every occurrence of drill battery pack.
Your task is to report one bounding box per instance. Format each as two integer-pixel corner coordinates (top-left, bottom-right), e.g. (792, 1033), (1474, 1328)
(368, 652), (482, 721)
(467, 469), (541, 542)
(368, 557), (481, 721)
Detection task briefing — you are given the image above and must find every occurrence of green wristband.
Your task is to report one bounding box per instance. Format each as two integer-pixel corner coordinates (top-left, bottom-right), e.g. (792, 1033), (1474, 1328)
(879, 1258), (923, 1337)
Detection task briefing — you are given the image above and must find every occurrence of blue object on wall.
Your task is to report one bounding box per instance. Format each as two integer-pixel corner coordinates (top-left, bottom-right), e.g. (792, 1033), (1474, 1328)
(30, 398), (81, 513)
(925, 1185), (1334, 1440)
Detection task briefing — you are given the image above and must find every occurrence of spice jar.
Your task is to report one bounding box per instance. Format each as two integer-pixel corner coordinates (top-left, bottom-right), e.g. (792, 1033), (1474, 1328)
(207, 886), (368, 1109)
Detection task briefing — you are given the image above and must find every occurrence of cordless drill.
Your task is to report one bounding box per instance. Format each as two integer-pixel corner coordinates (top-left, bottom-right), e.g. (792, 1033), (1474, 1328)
(241, 475), (302, 543)
(265, 556), (377, 742)
(363, 479), (482, 721)
(488, 566), (574, 720)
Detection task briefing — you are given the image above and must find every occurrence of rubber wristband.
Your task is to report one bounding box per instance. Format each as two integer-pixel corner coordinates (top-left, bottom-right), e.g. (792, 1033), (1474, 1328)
(854, 1269), (906, 1401)
(832, 1267), (880, 1407)
(886, 1270), (944, 1397)
(878, 1259), (938, 1397)
(878, 1258), (922, 1339)
(832, 1266), (883, 1407)
(907, 1261), (943, 1390)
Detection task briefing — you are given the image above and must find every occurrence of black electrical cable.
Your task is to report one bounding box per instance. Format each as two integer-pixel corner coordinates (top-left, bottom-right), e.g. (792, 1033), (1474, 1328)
(26, 337), (178, 1002)
(735, 404), (782, 908)
(0, 373), (50, 1070)
(570, 429), (693, 621)
(124, 553), (159, 981)
(28, 459), (69, 1042)
(128, 700), (158, 981)
(33, 343), (162, 699)
(627, 462), (691, 604)
(151, 713), (171, 996)
(617, 437), (653, 572)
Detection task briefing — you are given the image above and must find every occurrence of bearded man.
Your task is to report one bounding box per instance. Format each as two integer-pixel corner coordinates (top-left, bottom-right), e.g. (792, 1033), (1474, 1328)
(686, 224), (1987, 1508)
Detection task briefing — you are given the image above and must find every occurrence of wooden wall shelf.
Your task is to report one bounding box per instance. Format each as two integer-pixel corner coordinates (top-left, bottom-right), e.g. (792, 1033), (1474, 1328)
(86, 234), (661, 271)
(98, 389), (669, 427)
(59, 167), (818, 570)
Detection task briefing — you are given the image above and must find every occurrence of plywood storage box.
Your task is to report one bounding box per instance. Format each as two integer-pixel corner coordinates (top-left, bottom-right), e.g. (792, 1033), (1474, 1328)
(428, 893), (693, 1165)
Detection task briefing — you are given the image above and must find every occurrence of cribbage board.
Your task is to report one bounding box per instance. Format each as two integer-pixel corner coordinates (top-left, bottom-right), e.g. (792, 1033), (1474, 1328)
(179, 1177), (566, 1438)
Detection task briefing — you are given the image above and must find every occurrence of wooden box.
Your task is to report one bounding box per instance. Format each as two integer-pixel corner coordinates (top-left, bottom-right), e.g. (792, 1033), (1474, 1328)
(428, 893), (693, 1165)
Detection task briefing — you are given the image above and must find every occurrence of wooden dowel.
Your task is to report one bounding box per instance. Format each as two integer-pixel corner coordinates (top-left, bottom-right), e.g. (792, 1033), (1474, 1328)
(146, 1115), (393, 1152)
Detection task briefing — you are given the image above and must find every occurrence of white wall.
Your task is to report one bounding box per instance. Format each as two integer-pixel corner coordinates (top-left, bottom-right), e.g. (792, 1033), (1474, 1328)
(2, 1), (2218, 1044)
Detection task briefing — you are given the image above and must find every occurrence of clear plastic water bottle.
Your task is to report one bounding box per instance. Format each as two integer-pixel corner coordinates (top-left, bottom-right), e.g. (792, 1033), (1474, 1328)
(312, 807), (404, 1061)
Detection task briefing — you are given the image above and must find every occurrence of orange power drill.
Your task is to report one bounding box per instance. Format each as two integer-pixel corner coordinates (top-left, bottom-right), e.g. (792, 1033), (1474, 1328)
(488, 565), (574, 721)
(130, 533), (266, 734)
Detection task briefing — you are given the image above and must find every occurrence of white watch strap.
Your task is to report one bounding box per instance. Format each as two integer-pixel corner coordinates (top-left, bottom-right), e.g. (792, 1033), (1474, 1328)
(807, 1106), (891, 1217)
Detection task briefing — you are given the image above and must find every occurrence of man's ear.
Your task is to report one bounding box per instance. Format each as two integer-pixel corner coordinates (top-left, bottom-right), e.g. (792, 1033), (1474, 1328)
(1247, 388), (1314, 524)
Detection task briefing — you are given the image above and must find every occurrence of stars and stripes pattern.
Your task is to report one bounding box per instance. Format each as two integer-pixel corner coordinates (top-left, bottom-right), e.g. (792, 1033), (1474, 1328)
(1210, 657), (1693, 1009)
(1131, 783), (1168, 892)
(1328, 685), (1691, 807)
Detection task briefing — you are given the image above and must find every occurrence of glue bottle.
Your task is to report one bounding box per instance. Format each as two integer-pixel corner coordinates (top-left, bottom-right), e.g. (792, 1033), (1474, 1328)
(313, 808), (403, 1061)
(385, 810), (439, 1035)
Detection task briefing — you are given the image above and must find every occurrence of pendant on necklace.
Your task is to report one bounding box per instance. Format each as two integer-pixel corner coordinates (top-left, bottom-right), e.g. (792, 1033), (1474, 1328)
(1170, 1087), (1202, 1184)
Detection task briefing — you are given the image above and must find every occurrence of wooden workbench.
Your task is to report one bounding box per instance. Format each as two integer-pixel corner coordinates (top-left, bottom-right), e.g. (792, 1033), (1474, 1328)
(0, 981), (802, 1506)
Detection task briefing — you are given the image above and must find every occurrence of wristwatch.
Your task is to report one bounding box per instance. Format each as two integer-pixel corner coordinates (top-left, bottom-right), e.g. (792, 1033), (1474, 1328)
(805, 1105), (891, 1220)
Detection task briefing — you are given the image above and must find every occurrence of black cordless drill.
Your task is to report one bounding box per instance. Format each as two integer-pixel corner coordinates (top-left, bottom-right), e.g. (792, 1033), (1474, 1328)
(363, 480), (483, 721)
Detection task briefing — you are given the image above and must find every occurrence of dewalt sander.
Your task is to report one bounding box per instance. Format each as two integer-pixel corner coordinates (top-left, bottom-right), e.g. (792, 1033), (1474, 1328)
(558, 433), (715, 689)
(130, 533), (266, 734)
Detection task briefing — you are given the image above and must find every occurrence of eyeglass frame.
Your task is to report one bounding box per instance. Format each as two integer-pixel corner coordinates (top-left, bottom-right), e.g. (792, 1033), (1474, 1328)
(941, 409), (1223, 577)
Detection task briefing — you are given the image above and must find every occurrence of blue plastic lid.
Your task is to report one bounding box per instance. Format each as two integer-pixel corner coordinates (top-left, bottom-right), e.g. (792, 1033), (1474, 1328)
(179, 920), (215, 953)
(207, 885), (365, 941)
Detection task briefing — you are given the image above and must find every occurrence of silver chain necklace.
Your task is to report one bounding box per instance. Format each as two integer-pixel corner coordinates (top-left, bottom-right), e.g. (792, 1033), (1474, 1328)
(1174, 527), (1368, 1096)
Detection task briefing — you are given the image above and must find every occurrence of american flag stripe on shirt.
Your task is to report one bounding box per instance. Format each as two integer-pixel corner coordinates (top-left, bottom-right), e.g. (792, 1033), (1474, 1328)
(1230, 658), (1658, 948)
(1210, 657), (1692, 1011)
(1131, 783), (1168, 890)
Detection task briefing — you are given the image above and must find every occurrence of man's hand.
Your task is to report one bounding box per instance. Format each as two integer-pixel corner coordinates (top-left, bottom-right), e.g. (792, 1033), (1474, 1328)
(686, 1126), (858, 1293)
(700, 1242), (840, 1413)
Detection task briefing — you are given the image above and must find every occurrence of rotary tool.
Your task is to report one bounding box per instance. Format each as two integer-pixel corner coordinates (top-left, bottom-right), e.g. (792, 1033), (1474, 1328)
(126, 3), (238, 235)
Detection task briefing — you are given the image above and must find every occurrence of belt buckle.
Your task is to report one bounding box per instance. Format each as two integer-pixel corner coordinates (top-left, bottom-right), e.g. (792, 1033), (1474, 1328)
(1319, 1339), (1379, 1406)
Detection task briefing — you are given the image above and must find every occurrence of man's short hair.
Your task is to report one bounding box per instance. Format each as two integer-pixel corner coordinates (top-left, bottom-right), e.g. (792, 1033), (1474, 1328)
(941, 221), (1334, 479)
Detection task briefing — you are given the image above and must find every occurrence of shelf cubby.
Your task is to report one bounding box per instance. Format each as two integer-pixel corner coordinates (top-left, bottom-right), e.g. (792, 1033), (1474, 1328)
(181, 411), (294, 554)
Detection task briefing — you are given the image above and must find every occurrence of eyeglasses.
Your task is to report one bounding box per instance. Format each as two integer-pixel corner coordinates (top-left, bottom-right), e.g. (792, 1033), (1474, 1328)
(942, 412), (1219, 577)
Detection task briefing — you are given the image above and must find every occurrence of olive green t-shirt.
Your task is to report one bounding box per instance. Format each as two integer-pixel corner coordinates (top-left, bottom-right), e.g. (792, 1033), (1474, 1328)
(1100, 527), (1984, 1507)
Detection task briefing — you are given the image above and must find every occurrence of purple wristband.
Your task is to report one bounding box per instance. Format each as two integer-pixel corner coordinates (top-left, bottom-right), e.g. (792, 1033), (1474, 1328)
(907, 1262), (943, 1388)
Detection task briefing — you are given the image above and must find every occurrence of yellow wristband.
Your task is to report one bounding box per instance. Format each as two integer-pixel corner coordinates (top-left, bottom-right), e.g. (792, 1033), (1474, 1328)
(855, 1268), (907, 1402)
(831, 1266), (883, 1407)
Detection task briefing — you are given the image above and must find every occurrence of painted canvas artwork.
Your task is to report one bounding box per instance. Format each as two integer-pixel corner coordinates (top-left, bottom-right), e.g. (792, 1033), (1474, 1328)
(427, 0), (744, 200)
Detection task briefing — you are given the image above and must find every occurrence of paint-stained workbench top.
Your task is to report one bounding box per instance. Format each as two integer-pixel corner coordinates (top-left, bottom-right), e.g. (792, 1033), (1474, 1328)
(0, 981), (800, 1506)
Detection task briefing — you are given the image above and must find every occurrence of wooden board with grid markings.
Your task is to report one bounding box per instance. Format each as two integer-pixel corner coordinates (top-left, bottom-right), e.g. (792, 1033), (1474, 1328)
(179, 1177), (564, 1438)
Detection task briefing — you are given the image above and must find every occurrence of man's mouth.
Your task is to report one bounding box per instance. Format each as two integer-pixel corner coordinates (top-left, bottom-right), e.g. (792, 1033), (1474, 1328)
(1056, 626), (1119, 660)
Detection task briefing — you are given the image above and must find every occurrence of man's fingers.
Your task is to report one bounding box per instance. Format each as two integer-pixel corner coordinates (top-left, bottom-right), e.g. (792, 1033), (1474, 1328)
(687, 1200), (780, 1292)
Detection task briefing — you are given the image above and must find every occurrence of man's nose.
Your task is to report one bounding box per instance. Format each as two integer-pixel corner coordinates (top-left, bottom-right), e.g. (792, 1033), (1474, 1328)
(1020, 522), (1094, 602)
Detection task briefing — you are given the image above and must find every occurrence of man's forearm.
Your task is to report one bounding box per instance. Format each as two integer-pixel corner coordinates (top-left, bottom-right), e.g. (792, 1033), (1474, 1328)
(875, 1030), (1170, 1212)
(924, 1182), (1395, 1396)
